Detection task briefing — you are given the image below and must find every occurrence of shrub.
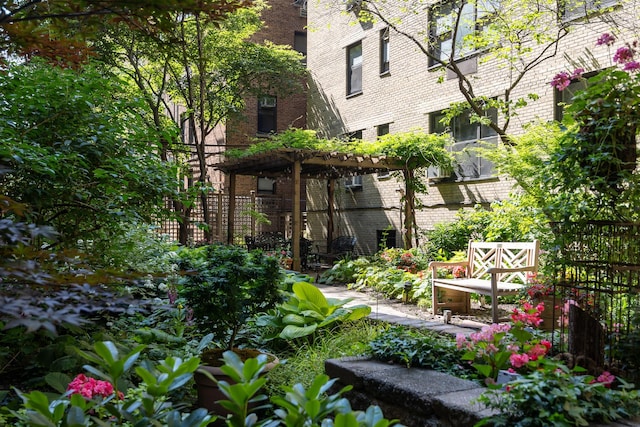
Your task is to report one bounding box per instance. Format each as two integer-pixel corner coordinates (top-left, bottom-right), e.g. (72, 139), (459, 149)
(178, 244), (283, 350)
(475, 360), (640, 427)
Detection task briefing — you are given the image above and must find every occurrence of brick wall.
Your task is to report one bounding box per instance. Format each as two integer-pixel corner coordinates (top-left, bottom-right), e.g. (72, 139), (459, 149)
(223, 0), (307, 197)
(305, 1), (634, 254)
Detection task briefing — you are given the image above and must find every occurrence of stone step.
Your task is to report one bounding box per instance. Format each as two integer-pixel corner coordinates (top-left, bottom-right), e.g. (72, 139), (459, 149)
(325, 357), (640, 427)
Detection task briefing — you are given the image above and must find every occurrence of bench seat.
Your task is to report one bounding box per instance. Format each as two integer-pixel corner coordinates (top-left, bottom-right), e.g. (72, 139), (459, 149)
(429, 240), (540, 323)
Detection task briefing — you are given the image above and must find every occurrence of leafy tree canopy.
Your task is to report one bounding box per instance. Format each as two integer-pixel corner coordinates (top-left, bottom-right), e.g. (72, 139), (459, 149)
(0, 59), (181, 248)
(0, 0), (251, 66)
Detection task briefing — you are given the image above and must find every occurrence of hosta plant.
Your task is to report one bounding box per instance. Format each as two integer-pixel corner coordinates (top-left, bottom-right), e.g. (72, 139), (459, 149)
(256, 281), (371, 342)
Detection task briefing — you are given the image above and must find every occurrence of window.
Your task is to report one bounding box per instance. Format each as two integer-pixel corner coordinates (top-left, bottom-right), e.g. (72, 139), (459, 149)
(561, 0), (617, 20)
(428, 0), (496, 67)
(431, 107), (498, 180)
(554, 71), (597, 121)
(344, 175), (363, 189)
(294, 31), (307, 62)
(257, 177), (276, 194)
(380, 27), (390, 74)
(347, 42), (363, 96)
(377, 124), (391, 179)
(342, 129), (363, 141)
(257, 95), (277, 135)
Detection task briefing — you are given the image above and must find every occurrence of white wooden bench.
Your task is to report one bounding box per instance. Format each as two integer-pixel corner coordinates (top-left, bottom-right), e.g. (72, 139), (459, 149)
(429, 240), (540, 323)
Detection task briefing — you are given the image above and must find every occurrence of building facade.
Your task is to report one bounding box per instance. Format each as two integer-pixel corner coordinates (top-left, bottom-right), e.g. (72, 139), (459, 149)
(305, 0), (632, 254)
(222, 0), (308, 236)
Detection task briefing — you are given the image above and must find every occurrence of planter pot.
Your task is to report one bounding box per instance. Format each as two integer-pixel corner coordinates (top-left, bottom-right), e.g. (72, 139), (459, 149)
(194, 349), (279, 415)
(536, 296), (561, 332)
(437, 288), (470, 314)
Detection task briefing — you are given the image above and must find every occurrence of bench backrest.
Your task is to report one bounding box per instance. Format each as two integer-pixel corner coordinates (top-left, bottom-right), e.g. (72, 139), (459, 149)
(467, 240), (540, 283)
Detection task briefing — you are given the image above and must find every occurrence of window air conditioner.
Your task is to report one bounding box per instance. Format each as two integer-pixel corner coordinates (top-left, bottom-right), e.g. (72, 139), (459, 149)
(259, 97), (277, 108)
(344, 175), (363, 189)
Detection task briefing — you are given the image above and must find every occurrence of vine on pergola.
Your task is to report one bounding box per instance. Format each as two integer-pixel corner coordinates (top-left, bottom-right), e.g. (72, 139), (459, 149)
(227, 128), (454, 248)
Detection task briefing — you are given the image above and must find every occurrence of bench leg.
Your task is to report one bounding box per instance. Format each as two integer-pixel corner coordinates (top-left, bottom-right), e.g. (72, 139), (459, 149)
(432, 283), (438, 316)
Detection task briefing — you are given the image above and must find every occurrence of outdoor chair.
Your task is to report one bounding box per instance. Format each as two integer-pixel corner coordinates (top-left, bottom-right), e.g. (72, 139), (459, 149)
(313, 236), (357, 265)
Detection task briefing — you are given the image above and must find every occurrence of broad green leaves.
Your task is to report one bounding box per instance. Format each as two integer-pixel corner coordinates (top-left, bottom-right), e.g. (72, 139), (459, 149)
(257, 281), (371, 342)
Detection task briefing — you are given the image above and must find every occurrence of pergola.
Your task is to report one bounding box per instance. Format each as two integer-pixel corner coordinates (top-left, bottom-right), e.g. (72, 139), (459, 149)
(216, 148), (412, 271)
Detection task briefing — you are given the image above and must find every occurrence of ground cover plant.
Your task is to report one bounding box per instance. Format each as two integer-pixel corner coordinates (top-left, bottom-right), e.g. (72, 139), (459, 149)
(368, 326), (471, 378)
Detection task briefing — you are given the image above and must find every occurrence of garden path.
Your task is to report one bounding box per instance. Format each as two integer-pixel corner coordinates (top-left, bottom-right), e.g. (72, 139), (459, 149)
(314, 283), (485, 337)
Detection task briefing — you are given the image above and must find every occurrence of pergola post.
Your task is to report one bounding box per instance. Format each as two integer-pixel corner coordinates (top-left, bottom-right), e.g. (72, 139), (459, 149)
(292, 159), (302, 271)
(326, 178), (335, 251)
(403, 168), (415, 249)
(226, 172), (236, 245)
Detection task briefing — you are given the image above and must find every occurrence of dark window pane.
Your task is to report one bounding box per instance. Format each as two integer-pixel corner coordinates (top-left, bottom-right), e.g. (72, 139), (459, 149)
(348, 42), (363, 94)
(257, 96), (277, 134)
(380, 28), (390, 74)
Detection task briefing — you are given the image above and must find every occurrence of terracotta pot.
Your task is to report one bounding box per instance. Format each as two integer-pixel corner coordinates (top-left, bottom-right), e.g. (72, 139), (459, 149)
(536, 296), (561, 332)
(193, 349), (279, 415)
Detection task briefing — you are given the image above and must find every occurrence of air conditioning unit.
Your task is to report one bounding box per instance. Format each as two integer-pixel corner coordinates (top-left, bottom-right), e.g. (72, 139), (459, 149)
(344, 175), (363, 189)
(426, 166), (452, 181)
(259, 96), (277, 108)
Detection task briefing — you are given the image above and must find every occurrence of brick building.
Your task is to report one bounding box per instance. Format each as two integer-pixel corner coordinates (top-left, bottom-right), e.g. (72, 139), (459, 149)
(221, 0), (308, 236)
(304, 0), (632, 254)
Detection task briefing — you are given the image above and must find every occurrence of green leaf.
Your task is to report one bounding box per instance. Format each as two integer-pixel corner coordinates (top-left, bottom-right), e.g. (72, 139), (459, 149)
(44, 372), (72, 394)
(279, 324), (318, 340)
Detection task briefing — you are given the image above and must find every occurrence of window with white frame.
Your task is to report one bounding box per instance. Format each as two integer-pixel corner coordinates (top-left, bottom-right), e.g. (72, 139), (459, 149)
(347, 41), (363, 96)
(380, 27), (390, 75)
(257, 95), (277, 135)
(430, 107), (498, 180)
(428, 0), (497, 67)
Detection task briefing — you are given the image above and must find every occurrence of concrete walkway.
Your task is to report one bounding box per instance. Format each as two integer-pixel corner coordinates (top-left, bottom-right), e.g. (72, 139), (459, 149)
(315, 283), (484, 337)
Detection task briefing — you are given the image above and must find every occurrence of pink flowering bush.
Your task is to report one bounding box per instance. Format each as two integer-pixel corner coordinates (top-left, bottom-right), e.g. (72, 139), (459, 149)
(549, 33), (640, 202)
(457, 302), (551, 382)
(476, 359), (640, 426)
(67, 374), (122, 400)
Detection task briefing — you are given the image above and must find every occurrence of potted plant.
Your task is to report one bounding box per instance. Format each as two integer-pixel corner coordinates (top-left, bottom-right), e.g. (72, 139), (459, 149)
(177, 243), (283, 413)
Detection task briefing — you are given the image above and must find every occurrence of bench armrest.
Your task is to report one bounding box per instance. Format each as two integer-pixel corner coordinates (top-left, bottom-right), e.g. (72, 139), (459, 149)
(486, 266), (536, 274)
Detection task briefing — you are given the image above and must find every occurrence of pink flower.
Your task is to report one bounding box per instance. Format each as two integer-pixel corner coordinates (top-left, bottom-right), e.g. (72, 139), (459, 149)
(456, 333), (468, 349)
(596, 33), (616, 46)
(67, 374), (118, 400)
(613, 45), (635, 64)
(596, 371), (616, 387)
(527, 343), (549, 361)
(510, 353), (530, 369)
(624, 61), (640, 72)
(550, 71), (572, 91)
(571, 68), (584, 79)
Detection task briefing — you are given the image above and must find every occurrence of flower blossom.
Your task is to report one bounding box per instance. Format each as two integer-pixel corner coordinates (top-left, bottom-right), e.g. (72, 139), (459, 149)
(624, 61), (640, 72)
(596, 371), (616, 387)
(596, 33), (616, 46)
(550, 71), (572, 91)
(67, 374), (120, 400)
(510, 302), (544, 327)
(510, 353), (530, 369)
(613, 45), (635, 64)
